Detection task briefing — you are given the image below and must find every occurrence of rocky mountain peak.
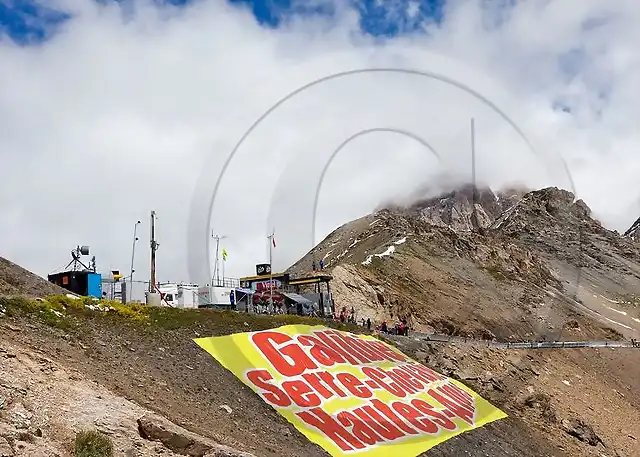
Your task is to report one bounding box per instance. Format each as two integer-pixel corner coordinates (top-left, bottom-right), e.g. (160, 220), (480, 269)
(492, 187), (593, 234)
(402, 183), (527, 232)
(625, 216), (640, 242)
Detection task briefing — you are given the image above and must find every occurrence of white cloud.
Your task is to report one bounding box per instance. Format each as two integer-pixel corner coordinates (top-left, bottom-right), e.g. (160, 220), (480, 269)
(2, 0), (640, 295)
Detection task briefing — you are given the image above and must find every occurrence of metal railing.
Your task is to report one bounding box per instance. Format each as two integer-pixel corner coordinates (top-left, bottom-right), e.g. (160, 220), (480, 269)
(388, 331), (640, 350)
(208, 277), (241, 288)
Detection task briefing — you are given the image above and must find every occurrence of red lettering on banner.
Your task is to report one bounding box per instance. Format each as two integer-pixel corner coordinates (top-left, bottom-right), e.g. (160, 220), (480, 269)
(362, 367), (406, 397)
(245, 369), (291, 407)
(297, 335), (345, 366)
(410, 363), (446, 382)
(346, 336), (387, 362)
(391, 401), (439, 434)
(369, 399), (419, 436)
(397, 363), (432, 385)
(336, 372), (372, 398)
(439, 383), (475, 411)
(332, 332), (381, 363)
(302, 372), (335, 400)
(386, 367), (423, 394)
(297, 408), (366, 451)
(251, 331), (317, 376)
(428, 388), (475, 425)
(368, 340), (407, 362)
(317, 371), (347, 397)
(292, 396), (476, 451)
(337, 411), (383, 446)
(327, 331), (373, 364)
(354, 405), (405, 441)
(314, 331), (361, 365)
(411, 399), (457, 431)
(244, 329), (485, 452)
(282, 380), (321, 408)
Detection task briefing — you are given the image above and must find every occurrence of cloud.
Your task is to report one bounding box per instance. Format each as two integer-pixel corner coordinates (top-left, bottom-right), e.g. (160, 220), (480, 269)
(1, 0), (640, 295)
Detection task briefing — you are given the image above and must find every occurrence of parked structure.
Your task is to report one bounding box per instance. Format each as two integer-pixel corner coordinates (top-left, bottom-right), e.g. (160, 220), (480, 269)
(157, 282), (199, 308)
(47, 245), (102, 298)
(239, 266), (334, 316)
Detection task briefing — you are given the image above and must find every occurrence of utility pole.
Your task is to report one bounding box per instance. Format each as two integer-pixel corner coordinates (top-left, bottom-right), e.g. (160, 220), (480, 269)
(149, 211), (158, 293)
(129, 220), (141, 303)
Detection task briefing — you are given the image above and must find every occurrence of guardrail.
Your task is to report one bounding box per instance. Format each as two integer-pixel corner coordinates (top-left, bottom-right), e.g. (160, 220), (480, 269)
(387, 331), (640, 350)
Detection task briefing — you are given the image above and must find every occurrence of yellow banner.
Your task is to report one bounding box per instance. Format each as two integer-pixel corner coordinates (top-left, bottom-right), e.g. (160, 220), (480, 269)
(194, 325), (506, 456)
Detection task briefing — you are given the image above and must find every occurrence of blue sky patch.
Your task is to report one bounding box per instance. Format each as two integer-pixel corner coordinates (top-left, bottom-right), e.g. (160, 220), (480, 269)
(0, 0), (446, 44)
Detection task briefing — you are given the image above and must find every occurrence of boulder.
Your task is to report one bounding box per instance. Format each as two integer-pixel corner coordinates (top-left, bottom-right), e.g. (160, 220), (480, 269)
(137, 415), (255, 457)
(560, 418), (602, 446)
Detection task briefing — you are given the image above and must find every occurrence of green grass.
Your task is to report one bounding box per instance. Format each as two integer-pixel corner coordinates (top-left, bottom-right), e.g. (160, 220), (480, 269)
(74, 430), (113, 457)
(0, 294), (364, 336)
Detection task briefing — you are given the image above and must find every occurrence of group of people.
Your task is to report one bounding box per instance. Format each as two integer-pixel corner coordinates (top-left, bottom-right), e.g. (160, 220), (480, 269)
(334, 306), (410, 336)
(376, 318), (409, 336)
(338, 306), (357, 324)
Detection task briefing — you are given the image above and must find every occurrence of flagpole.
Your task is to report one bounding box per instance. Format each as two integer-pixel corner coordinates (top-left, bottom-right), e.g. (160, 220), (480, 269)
(269, 229), (274, 314)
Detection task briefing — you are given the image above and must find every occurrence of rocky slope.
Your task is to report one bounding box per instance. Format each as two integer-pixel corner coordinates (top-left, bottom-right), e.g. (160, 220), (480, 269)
(3, 297), (639, 457)
(286, 184), (640, 456)
(0, 333), (254, 457)
(290, 186), (640, 340)
(0, 257), (68, 297)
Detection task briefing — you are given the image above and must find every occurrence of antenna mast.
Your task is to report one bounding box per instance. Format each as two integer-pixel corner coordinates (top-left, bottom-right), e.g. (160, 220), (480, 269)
(149, 211), (159, 293)
(211, 232), (228, 286)
(470, 118), (480, 232)
(65, 245), (93, 272)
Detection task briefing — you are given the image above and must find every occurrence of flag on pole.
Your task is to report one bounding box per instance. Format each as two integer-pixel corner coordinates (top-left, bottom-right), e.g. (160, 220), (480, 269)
(222, 248), (228, 261)
(272, 237), (276, 248)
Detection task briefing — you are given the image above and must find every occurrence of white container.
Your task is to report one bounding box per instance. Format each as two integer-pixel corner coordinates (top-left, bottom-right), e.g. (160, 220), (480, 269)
(146, 292), (162, 307)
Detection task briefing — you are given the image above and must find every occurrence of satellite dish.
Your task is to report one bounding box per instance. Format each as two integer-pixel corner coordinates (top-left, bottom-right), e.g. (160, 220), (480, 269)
(80, 246), (90, 256)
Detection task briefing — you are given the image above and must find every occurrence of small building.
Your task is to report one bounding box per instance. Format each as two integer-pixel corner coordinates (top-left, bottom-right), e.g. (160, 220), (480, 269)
(48, 271), (102, 298)
(239, 270), (335, 317)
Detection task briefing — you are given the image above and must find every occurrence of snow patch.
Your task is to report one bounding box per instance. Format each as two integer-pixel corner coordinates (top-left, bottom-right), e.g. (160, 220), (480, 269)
(604, 304), (627, 316)
(362, 245), (396, 265)
(394, 237), (407, 245)
(336, 249), (349, 260)
(322, 249), (334, 260)
(603, 317), (633, 330)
